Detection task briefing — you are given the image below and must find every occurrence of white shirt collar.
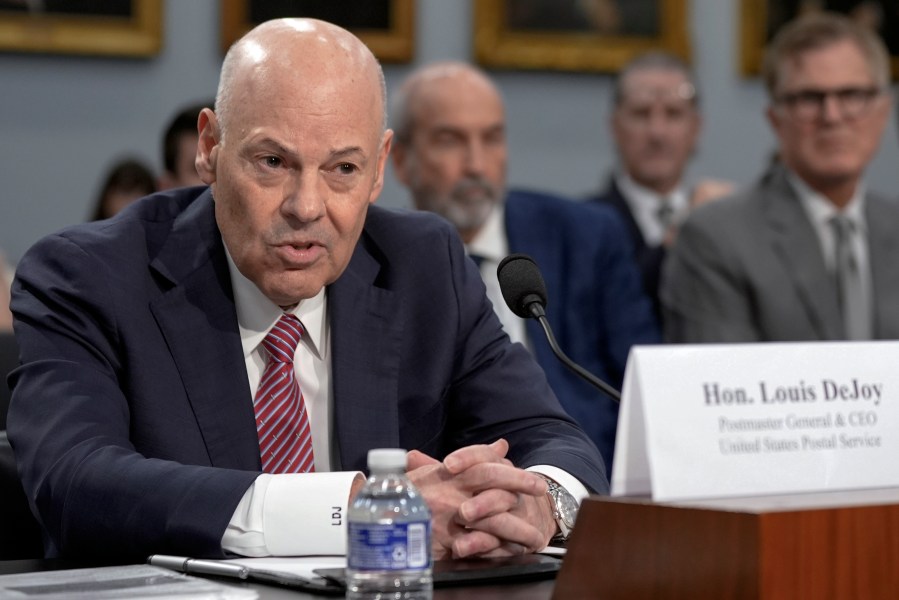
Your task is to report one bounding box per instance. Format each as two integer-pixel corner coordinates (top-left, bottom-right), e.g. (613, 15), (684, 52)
(467, 203), (508, 263)
(786, 169), (866, 233)
(225, 248), (327, 361)
(615, 170), (689, 246)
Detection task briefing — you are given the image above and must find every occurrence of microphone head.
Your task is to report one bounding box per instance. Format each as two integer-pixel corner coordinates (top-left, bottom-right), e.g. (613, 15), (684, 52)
(497, 253), (548, 319)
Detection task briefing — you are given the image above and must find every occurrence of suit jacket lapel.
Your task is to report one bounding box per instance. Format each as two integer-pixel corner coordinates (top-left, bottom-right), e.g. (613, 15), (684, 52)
(148, 191), (260, 470)
(762, 168), (843, 340)
(329, 239), (402, 471)
(866, 197), (899, 338)
(607, 179), (649, 253)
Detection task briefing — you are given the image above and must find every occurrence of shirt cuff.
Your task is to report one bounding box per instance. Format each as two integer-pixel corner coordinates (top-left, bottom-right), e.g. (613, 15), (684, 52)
(526, 464), (590, 504)
(222, 471), (362, 557)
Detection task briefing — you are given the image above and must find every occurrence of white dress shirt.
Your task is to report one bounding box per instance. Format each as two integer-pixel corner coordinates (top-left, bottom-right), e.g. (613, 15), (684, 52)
(615, 171), (689, 247)
(221, 245), (589, 556)
(222, 252), (359, 557)
(787, 171), (870, 281)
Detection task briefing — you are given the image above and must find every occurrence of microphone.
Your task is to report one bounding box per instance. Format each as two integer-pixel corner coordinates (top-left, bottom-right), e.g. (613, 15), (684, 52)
(497, 253), (621, 402)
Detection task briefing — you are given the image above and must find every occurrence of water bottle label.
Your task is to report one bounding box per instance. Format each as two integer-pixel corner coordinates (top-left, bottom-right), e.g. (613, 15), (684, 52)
(348, 521), (432, 571)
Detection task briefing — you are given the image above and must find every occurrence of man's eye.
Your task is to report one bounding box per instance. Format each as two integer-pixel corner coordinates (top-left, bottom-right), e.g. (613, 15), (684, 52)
(264, 156), (282, 168)
(627, 108), (651, 121)
(434, 133), (462, 147)
(337, 163), (357, 175)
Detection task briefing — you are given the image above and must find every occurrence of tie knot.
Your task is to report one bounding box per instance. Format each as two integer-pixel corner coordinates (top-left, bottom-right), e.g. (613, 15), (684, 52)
(262, 314), (304, 364)
(831, 214), (855, 239)
(656, 198), (675, 228)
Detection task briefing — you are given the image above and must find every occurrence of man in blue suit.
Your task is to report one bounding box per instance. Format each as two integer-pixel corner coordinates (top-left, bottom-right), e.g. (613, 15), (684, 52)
(8, 19), (605, 561)
(390, 62), (660, 471)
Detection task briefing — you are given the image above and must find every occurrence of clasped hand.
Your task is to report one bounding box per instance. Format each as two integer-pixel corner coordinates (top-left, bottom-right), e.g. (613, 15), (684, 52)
(406, 439), (556, 559)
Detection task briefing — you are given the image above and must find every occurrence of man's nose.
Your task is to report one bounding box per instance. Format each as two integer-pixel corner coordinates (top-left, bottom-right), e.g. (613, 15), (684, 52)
(820, 94), (843, 123)
(464, 141), (487, 175)
(281, 171), (326, 222)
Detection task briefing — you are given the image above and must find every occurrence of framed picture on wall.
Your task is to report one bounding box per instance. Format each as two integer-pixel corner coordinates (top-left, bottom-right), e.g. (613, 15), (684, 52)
(740, 0), (899, 77)
(474, 0), (689, 73)
(0, 0), (162, 57)
(220, 0), (414, 62)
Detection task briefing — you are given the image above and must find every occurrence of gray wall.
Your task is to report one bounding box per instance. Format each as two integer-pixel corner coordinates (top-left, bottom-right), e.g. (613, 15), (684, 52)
(2, 0), (897, 264)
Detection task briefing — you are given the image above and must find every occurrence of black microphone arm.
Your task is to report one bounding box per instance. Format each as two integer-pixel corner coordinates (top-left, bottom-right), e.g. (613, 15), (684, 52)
(497, 254), (622, 402)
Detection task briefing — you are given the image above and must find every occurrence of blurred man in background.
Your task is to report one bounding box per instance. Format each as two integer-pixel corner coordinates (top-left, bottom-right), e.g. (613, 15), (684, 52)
(663, 13), (899, 342)
(158, 101), (208, 190)
(589, 51), (733, 321)
(391, 61), (659, 470)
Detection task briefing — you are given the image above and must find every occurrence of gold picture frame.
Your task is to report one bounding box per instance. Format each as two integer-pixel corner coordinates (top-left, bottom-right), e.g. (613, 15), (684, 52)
(220, 0), (414, 62)
(474, 0), (689, 73)
(0, 0), (162, 57)
(740, 0), (899, 77)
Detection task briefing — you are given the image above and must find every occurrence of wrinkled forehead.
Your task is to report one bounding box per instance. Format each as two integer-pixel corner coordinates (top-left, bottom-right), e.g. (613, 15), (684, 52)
(618, 69), (696, 107)
(419, 73), (503, 117)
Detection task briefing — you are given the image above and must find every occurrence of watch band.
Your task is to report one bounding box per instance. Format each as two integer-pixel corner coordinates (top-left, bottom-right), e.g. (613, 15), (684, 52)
(536, 474), (574, 542)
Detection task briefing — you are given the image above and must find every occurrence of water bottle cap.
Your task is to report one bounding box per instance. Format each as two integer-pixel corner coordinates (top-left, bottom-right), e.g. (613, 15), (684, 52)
(366, 448), (407, 472)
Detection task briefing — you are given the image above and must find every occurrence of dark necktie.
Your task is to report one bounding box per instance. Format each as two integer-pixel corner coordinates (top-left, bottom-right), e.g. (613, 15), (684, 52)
(255, 314), (315, 473)
(830, 215), (871, 340)
(656, 197), (675, 230)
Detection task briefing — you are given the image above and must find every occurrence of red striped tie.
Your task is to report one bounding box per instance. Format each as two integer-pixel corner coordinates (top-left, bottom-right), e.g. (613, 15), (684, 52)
(254, 314), (315, 473)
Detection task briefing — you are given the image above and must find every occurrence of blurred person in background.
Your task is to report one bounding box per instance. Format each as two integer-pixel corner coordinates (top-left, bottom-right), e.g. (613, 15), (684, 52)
(158, 101), (209, 190)
(391, 61), (659, 470)
(0, 252), (12, 332)
(663, 13), (899, 342)
(588, 51), (734, 323)
(89, 157), (157, 221)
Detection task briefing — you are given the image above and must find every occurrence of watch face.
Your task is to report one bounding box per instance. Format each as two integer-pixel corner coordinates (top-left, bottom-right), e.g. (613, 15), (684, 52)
(558, 492), (579, 529)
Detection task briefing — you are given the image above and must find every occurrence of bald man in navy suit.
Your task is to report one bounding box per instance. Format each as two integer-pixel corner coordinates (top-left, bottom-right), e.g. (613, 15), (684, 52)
(8, 19), (605, 561)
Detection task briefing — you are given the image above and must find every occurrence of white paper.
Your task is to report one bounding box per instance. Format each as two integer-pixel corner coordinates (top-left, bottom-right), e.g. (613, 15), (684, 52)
(222, 556), (345, 580)
(0, 565), (256, 599)
(612, 342), (899, 501)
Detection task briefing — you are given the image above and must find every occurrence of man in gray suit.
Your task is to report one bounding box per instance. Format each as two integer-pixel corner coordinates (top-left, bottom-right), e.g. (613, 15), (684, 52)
(662, 12), (899, 343)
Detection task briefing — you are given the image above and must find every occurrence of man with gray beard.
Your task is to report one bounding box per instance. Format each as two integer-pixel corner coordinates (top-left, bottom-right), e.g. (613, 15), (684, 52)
(390, 62), (659, 470)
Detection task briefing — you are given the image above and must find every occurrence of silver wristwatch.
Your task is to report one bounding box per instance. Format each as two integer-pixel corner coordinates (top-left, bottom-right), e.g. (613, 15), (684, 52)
(537, 475), (579, 542)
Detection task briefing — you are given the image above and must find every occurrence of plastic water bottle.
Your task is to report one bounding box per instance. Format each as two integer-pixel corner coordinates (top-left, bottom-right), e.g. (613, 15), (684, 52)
(346, 448), (433, 599)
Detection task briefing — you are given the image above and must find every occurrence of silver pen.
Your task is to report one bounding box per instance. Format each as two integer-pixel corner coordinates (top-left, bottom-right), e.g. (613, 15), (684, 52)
(148, 554), (250, 580)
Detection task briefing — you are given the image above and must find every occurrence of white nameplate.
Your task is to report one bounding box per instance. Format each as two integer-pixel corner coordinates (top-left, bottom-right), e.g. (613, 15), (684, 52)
(611, 342), (899, 501)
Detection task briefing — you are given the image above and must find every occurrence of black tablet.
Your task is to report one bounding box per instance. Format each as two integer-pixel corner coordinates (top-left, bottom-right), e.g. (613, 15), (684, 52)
(314, 553), (562, 589)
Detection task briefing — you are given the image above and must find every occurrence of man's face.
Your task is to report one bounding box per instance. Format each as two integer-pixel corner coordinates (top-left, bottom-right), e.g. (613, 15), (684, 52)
(196, 73), (391, 307)
(611, 69), (700, 194)
(392, 74), (506, 240)
(767, 40), (890, 198)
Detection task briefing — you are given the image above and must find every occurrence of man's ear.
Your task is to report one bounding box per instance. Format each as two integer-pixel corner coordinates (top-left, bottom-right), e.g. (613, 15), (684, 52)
(391, 138), (412, 186)
(195, 108), (219, 185)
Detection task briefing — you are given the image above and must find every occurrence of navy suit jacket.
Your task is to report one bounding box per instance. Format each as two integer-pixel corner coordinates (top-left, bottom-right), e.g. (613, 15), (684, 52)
(504, 190), (660, 469)
(588, 179), (667, 321)
(8, 188), (606, 559)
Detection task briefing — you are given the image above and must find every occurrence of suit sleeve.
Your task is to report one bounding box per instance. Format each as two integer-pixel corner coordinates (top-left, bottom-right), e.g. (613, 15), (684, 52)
(661, 213), (763, 343)
(7, 234), (258, 559)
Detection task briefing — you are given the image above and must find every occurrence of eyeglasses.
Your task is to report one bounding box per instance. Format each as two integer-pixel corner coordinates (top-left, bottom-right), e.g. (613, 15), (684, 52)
(775, 86), (884, 122)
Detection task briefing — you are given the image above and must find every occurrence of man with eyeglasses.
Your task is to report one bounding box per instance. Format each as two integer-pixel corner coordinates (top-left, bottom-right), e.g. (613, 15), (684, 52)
(588, 51), (734, 323)
(662, 12), (899, 343)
